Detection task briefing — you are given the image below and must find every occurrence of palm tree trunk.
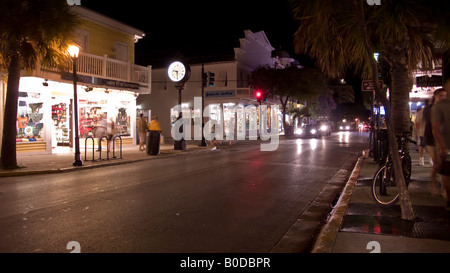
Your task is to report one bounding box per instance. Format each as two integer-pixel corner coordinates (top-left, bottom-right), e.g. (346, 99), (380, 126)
(390, 57), (413, 135)
(1, 54), (20, 169)
(352, 0), (415, 221)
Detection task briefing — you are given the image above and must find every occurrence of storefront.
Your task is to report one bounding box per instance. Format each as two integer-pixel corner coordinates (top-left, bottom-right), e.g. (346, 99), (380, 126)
(16, 77), (137, 153)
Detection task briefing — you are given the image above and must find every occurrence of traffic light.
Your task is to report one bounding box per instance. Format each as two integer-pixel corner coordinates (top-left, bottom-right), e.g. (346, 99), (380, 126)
(208, 72), (215, 87)
(255, 90), (263, 104)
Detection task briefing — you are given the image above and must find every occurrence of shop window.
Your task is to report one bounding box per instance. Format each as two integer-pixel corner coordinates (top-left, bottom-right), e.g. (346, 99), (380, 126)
(52, 102), (70, 146)
(79, 100), (108, 138)
(116, 107), (130, 136)
(17, 92), (44, 142)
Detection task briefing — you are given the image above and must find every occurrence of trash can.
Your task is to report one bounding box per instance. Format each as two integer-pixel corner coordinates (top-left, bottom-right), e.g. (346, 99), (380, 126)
(146, 130), (161, 155)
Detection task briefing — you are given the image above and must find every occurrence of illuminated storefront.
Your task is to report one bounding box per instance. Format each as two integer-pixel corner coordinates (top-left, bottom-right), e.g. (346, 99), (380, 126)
(16, 77), (137, 153)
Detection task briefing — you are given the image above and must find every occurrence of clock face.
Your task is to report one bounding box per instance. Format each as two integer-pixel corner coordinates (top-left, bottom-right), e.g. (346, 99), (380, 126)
(168, 61), (186, 82)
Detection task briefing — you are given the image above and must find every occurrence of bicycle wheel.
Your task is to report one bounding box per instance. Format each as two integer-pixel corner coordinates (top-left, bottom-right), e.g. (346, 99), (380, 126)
(372, 163), (400, 207)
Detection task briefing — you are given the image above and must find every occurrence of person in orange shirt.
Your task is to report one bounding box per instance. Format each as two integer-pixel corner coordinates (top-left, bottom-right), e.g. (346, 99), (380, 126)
(148, 115), (162, 132)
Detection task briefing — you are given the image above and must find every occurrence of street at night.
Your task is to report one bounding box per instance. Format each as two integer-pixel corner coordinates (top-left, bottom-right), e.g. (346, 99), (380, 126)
(1, 0), (449, 266)
(0, 132), (367, 253)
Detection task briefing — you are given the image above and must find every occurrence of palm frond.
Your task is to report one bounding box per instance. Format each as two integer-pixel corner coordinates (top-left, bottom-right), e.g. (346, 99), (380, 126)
(0, 0), (79, 70)
(289, 0), (446, 79)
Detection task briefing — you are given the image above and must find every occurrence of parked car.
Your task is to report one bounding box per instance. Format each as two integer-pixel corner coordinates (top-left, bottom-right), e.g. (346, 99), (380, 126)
(295, 125), (322, 138)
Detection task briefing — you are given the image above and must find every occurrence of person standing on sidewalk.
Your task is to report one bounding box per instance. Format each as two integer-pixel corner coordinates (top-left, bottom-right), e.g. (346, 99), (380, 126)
(423, 92), (441, 194)
(148, 115), (162, 132)
(431, 87), (450, 211)
(107, 117), (116, 153)
(414, 99), (428, 165)
(137, 113), (147, 151)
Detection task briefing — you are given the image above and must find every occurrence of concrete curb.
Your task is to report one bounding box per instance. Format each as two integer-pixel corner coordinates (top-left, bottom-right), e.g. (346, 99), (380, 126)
(0, 146), (211, 178)
(311, 150), (368, 253)
(271, 153), (360, 253)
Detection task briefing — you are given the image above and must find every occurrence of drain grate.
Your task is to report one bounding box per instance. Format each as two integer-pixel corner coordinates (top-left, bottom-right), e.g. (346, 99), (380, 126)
(340, 203), (450, 241)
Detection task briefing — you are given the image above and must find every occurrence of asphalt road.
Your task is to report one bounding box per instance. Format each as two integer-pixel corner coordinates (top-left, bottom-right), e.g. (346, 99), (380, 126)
(0, 132), (368, 253)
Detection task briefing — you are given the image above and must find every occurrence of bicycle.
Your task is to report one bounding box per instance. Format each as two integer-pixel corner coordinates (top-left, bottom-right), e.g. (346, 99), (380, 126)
(371, 132), (417, 207)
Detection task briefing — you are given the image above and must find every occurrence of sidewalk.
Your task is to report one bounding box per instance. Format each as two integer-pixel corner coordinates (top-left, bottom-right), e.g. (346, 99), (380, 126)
(0, 139), (219, 177)
(313, 148), (450, 253)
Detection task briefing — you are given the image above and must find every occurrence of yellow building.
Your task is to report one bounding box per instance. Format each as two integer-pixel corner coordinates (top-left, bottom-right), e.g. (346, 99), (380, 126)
(0, 6), (151, 154)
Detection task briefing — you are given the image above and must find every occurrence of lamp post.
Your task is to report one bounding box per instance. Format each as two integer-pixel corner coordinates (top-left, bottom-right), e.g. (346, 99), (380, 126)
(68, 45), (83, 166)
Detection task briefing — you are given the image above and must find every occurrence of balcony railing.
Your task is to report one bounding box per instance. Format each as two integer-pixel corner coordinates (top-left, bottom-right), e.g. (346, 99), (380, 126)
(42, 52), (151, 90)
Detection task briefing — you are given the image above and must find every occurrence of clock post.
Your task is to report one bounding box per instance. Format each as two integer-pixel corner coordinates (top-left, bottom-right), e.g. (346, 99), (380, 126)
(167, 59), (190, 151)
(174, 83), (186, 150)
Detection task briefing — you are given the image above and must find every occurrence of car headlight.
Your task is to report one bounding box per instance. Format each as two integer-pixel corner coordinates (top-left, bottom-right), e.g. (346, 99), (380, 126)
(339, 126), (344, 130)
(320, 125), (327, 131)
(345, 125), (350, 130)
(311, 129), (317, 134)
(295, 128), (303, 135)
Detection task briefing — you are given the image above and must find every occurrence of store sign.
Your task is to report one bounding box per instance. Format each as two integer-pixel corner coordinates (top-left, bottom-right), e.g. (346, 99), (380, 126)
(416, 75), (442, 87)
(61, 72), (140, 90)
(61, 72), (94, 85)
(205, 90), (236, 98)
(362, 80), (383, 91)
(98, 79), (140, 90)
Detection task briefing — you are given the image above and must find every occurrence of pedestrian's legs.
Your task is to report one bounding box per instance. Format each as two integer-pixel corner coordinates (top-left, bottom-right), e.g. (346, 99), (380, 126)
(139, 132), (146, 151)
(97, 134), (104, 151)
(442, 175), (450, 211)
(419, 145), (424, 166)
(426, 145), (440, 195)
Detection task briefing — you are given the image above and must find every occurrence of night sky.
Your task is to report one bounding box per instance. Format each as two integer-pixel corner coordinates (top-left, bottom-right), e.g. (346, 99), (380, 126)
(80, 0), (299, 67)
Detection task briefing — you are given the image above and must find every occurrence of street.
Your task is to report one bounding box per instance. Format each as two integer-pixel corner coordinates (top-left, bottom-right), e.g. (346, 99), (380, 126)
(0, 132), (368, 253)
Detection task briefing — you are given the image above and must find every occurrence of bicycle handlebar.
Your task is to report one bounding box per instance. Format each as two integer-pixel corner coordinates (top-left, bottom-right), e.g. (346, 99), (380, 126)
(396, 135), (417, 145)
(395, 132), (417, 146)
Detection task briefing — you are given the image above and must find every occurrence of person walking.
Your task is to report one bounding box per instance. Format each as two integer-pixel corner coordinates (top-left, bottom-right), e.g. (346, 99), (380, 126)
(95, 114), (107, 151)
(423, 92), (440, 194)
(414, 99), (428, 165)
(137, 113), (147, 151)
(107, 117), (116, 153)
(431, 87), (450, 210)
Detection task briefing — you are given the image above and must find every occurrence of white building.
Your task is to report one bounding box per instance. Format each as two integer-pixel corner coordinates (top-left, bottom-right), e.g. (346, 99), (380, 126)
(138, 30), (282, 138)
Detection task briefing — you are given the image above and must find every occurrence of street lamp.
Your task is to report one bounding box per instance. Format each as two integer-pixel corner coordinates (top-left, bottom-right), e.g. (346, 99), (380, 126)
(68, 45), (83, 166)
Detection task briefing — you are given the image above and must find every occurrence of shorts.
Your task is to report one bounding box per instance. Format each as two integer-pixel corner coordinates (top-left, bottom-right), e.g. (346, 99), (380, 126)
(419, 136), (425, 147)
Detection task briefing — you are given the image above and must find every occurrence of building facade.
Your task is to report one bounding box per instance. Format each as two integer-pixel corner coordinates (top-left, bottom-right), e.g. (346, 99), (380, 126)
(0, 6), (151, 154)
(137, 30), (283, 140)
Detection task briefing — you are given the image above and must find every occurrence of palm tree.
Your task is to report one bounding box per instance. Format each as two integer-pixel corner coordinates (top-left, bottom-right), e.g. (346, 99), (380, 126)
(290, 0), (448, 220)
(0, 0), (78, 169)
(252, 65), (325, 134)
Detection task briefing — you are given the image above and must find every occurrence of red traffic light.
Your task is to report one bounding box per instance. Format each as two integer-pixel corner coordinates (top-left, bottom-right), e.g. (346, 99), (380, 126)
(255, 90), (264, 103)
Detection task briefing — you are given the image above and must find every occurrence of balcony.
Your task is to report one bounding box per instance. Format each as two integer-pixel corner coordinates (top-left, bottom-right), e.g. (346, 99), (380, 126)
(39, 52), (151, 93)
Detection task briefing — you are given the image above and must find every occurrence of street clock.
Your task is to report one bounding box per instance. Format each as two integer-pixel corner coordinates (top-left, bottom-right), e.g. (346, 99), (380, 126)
(168, 61), (190, 83)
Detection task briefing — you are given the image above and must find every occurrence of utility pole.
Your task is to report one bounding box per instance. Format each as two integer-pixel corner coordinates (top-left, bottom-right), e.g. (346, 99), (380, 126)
(199, 64), (207, 146)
